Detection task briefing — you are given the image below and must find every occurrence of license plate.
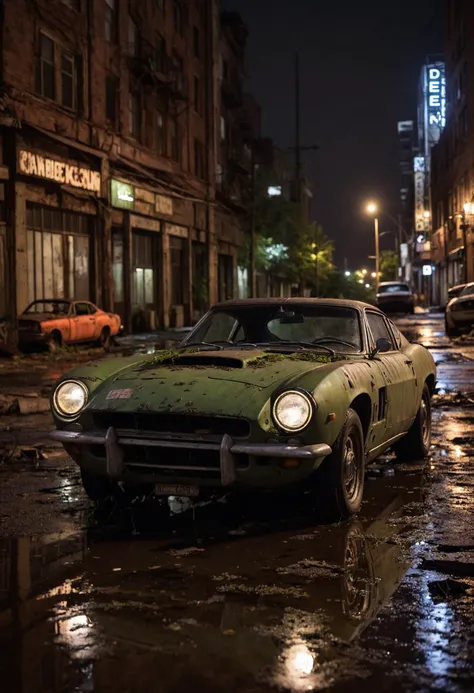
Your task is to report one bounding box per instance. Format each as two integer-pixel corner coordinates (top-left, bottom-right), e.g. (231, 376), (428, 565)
(154, 484), (199, 497)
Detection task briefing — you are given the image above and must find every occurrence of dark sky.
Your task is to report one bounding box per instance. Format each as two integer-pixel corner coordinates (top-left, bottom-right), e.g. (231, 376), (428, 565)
(222, 0), (444, 269)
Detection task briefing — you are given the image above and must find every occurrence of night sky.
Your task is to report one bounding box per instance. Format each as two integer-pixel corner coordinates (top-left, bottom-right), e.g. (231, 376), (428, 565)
(223, 0), (444, 269)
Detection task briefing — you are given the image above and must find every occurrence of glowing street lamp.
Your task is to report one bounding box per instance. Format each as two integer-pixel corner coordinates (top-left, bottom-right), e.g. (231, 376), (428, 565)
(365, 202), (379, 289)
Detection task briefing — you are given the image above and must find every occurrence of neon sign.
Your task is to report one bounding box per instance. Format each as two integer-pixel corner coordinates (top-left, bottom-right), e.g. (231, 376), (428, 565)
(427, 64), (446, 131)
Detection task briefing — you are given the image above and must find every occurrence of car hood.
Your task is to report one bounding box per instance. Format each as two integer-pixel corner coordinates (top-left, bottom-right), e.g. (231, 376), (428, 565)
(448, 294), (474, 309)
(84, 349), (343, 419)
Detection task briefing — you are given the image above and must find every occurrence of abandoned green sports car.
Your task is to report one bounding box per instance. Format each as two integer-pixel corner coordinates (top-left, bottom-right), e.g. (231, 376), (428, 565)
(49, 298), (436, 519)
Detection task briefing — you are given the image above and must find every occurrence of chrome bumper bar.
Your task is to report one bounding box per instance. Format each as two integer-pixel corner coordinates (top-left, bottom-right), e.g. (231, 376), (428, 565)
(50, 427), (332, 486)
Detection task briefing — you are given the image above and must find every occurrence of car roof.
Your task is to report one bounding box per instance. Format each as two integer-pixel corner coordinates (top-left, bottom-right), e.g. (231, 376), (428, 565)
(212, 297), (382, 313)
(449, 283), (467, 290)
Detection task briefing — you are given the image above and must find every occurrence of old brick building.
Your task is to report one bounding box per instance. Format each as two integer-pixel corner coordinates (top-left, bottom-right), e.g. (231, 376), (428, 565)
(0, 0), (257, 341)
(431, 0), (474, 303)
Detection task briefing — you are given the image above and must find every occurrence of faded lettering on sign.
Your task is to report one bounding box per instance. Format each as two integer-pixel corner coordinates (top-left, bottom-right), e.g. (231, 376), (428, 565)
(106, 388), (133, 400)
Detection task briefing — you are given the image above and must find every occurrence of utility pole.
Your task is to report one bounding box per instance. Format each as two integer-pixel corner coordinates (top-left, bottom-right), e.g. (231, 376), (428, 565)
(249, 148), (256, 297)
(374, 216), (380, 289)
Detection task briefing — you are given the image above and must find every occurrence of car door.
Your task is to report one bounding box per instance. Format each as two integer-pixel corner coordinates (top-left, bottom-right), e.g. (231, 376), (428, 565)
(71, 302), (95, 342)
(366, 311), (416, 439)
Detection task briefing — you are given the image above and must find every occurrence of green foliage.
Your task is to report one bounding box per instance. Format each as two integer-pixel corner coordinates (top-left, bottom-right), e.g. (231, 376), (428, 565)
(380, 250), (398, 282)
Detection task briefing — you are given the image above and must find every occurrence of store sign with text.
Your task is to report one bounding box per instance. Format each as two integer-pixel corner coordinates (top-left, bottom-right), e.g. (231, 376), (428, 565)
(414, 156), (429, 232)
(425, 63), (446, 146)
(111, 179), (134, 209)
(18, 150), (101, 194)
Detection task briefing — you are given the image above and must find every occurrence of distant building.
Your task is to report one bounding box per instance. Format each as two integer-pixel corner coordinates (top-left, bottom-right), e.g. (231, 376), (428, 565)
(431, 0), (474, 304)
(397, 120), (416, 280)
(0, 0), (259, 346)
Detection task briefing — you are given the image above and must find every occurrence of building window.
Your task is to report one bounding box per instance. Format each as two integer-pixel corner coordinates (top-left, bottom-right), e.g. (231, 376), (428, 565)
(129, 91), (141, 139)
(105, 74), (118, 125)
(193, 26), (200, 58)
(193, 76), (201, 114)
(35, 34), (55, 100)
(194, 139), (204, 178)
(170, 118), (180, 161)
(220, 116), (226, 141)
(128, 17), (139, 56)
(173, 1), (184, 36)
(156, 111), (165, 154)
(60, 52), (75, 109)
(105, 0), (116, 42)
(170, 237), (185, 305)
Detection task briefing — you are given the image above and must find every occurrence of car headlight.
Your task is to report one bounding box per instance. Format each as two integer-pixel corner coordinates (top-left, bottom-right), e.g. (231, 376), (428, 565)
(273, 390), (313, 432)
(53, 380), (88, 417)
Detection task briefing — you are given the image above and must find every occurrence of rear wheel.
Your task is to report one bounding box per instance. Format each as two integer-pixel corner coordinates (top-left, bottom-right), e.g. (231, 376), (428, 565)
(312, 408), (365, 521)
(99, 327), (111, 352)
(47, 331), (61, 353)
(394, 383), (431, 462)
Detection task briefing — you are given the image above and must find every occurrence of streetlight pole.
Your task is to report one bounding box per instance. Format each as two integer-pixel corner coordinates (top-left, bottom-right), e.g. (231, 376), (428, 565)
(374, 216), (379, 290)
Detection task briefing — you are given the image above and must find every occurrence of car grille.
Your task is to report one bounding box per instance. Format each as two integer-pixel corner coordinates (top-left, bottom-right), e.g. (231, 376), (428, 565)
(122, 446), (249, 476)
(92, 412), (250, 438)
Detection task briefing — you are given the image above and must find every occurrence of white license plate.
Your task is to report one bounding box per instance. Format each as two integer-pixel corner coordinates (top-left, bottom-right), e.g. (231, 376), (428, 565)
(154, 484), (199, 497)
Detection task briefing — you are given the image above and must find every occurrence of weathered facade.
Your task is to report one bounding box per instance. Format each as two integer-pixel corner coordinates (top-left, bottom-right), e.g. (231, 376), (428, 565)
(431, 0), (474, 304)
(0, 0), (256, 345)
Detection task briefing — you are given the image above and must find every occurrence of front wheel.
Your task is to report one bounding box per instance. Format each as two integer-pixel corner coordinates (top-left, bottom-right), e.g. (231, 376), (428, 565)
(394, 383), (431, 462)
(445, 319), (459, 338)
(312, 408), (365, 521)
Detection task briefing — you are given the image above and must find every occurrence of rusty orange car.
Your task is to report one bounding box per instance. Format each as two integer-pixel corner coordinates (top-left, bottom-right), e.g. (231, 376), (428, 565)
(18, 299), (122, 352)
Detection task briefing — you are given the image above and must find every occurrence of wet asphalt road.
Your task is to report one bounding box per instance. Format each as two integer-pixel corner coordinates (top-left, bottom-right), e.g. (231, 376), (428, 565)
(2, 315), (474, 692)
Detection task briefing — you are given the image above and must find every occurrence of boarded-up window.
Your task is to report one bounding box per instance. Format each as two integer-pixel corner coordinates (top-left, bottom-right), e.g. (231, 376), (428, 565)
(26, 204), (91, 302)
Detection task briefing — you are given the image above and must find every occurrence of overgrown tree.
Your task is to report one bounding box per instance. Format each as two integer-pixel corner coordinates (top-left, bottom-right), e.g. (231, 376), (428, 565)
(379, 250), (398, 282)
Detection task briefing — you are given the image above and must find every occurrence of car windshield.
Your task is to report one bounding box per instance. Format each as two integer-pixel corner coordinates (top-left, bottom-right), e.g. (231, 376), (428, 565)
(186, 304), (363, 352)
(378, 283), (410, 293)
(460, 284), (474, 296)
(23, 301), (70, 315)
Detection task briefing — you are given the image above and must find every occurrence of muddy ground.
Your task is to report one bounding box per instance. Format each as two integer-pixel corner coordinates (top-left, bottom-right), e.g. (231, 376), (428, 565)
(1, 315), (474, 692)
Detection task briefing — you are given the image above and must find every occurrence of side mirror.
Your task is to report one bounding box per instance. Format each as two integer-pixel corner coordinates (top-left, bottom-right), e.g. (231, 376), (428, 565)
(376, 337), (392, 353)
(369, 337), (392, 359)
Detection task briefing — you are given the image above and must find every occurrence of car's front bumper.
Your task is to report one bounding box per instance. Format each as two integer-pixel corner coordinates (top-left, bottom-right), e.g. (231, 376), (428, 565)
(49, 427), (332, 489)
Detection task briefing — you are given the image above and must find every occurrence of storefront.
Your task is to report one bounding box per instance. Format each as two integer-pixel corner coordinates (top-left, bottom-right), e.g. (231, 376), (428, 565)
(25, 203), (94, 304)
(13, 133), (102, 313)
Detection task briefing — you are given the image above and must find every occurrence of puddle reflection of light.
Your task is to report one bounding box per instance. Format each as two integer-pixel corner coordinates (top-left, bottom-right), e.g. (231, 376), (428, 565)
(290, 645), (314, 675)
(54, 608), (97, 659)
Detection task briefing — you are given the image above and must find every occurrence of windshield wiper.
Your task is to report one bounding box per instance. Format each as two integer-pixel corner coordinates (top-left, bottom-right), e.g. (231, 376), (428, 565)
(182, 340), (234, 350)
(256, 341), (336, 357)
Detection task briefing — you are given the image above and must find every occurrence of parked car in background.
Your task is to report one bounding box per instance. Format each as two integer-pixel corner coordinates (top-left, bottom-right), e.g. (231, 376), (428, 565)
(445, 283), (474, 337)
(375, 282), (414, 314)
(447, 284), (467, 301)
(19, 300), (122, 352)
(50, 298), (436, 521)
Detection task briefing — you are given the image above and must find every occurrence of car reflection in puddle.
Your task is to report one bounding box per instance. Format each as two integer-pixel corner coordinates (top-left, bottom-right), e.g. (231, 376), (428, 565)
(0, 468), (429, 692)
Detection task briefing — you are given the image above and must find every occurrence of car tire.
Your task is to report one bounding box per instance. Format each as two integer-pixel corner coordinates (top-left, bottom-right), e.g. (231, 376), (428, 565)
(312, 408), (365, 521)
(445, 319), (458, 338)
(394, 383), (431, 462)
(47, 331), (61, 353)
(99, 327), (111, 352)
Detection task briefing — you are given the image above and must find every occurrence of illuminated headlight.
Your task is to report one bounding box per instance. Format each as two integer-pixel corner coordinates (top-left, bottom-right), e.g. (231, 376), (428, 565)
(53, 380), (88, 417)
(273, 390), (313, 432)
